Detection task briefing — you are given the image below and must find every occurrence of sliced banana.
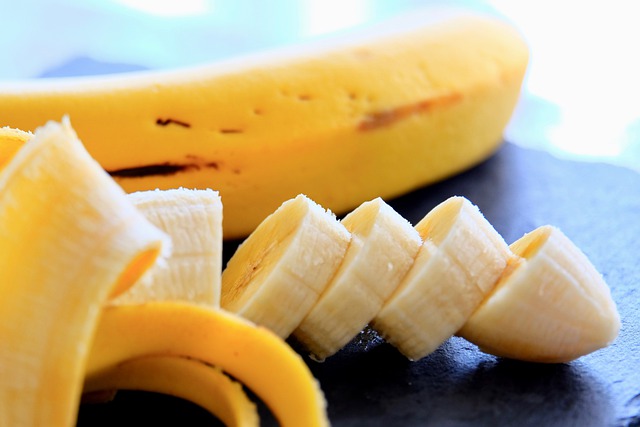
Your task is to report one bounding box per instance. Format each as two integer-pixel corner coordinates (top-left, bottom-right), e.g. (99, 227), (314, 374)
(458, 225), (621, 363)
(221, 194), (351, 338)
(293, 197), (422, 360)
(112, 188), (223, 307)
(372, 196), (512, 361)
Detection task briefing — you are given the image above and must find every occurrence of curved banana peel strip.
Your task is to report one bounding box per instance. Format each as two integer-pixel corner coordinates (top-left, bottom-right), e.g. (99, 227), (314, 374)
(86, 302), (330, 427)
(83, 355), (259, 427)
(0, 119), (168, 426)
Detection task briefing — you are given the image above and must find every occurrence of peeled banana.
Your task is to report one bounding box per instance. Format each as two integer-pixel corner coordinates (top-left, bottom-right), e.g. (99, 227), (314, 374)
(222, 194), (620, 364)
(113, 188), (223, 306)
(0, 13), (529, 238)
(0, 118), (168, 426)
(458, 225), (622, 363)
(0, 119), (329, 427)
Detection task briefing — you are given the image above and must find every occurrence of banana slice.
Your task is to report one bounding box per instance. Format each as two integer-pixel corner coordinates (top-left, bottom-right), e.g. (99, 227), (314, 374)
(87, 302), (330, 427)
(112, 188), (223, 307)
(293, 197), (421, 360)
(221, 194), (351, 338)
(372, 196), (512, 361)
(458, 225), (621, 363)
(83, 355), (258, 427)
(0, 118), (167, 426)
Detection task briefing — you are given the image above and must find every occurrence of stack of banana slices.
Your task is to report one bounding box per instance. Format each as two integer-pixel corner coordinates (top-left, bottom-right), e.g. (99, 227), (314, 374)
(222, 190), (621, 364)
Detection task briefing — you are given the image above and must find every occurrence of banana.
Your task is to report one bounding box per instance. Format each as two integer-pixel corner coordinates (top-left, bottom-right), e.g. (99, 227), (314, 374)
(83, 355), (259, 427)
(293, 197), (422, 361)
(225, 193), (618, 363)
(112, 188), (223, 306)
(458, 225), (621, 363)
(0, 126), (30, 169)
(371, 196), (512, 360)
(86, 302), (330, 427)
(0, 13), (529, 239)
(221, 194), (351, 338)
(0, 118), (168, 426)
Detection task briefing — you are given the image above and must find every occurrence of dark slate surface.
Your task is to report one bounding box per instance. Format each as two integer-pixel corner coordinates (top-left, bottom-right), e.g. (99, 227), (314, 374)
(78, 142), (640, 426)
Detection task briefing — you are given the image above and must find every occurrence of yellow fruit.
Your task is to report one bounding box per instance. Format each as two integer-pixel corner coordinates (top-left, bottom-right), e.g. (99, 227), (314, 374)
(0, 118), (167, 426)
(0, 13), (528, 238)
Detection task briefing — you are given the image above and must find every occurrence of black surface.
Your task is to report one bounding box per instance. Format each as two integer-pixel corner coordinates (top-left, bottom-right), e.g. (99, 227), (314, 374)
(78, 142), (640, 426)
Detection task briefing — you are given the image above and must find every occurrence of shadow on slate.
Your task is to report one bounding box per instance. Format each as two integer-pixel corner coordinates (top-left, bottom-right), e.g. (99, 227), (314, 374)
(79, 142), (640, 427)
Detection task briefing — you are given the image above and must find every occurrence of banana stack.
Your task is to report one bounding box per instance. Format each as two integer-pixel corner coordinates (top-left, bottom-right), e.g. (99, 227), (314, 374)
(222, 194), (621, 363)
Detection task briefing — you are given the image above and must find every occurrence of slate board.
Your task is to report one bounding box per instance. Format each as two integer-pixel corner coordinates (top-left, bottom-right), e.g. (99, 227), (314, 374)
(77, 142), (640, 427)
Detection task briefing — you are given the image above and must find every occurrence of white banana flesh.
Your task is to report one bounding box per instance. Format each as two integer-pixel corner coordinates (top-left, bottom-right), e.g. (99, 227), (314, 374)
(221, 193), (619, 363)
(458, 225), (621, 363)
(293, 197), (421, 361)
(112, 188), (223, 307)
(371, 196), (512, 360)
(221, 194), (351, 338)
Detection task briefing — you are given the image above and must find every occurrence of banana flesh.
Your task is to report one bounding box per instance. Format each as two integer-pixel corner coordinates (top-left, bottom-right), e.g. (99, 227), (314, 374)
(0, 119), (329, 426)
(83, 355), (259, 427)
(0, 13), (529, 239)
(293, 197), (422, 361)
(371, 196), (512, 360)
(112, 188), (223, 306)
(221, 194), (351, 338)
(223, 194), (620, 363)
(0, 118), (168, 426)
(86, 302), (330, 427)
(458, 225), (621, 363)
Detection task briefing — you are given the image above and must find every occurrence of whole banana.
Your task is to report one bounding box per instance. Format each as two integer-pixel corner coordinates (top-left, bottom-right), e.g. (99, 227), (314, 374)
(0, 13), (529, 238)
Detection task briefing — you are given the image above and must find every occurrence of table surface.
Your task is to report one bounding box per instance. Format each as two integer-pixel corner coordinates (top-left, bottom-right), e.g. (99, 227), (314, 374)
(4, 1), (638, 425)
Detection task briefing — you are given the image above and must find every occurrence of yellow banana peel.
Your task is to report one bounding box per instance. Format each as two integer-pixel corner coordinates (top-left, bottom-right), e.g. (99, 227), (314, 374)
(0, 119), (329, 426)
(0, 119), (168, 426)
(0, 13), (529, 239)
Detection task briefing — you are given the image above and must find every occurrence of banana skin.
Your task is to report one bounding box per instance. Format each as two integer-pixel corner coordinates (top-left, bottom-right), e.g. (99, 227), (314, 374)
(0, 14), (528, 239)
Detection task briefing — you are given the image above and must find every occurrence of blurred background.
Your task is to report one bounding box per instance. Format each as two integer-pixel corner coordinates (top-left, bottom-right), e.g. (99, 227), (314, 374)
(2, 0), (639, 171)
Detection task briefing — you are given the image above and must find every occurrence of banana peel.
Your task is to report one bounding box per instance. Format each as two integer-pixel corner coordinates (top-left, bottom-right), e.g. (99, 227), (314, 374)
(0, 119), (329, 427)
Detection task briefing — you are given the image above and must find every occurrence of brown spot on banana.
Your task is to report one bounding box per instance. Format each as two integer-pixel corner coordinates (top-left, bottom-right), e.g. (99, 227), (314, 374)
(155, 118), (191, 128)
(107, 158), (220, 178)
(358, 92), (463, 131)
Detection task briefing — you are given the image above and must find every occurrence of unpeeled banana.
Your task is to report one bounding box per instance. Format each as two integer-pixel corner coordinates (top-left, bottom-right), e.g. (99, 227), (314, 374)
(221, 194), (620, 363)
(0, 12), (529, 238)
